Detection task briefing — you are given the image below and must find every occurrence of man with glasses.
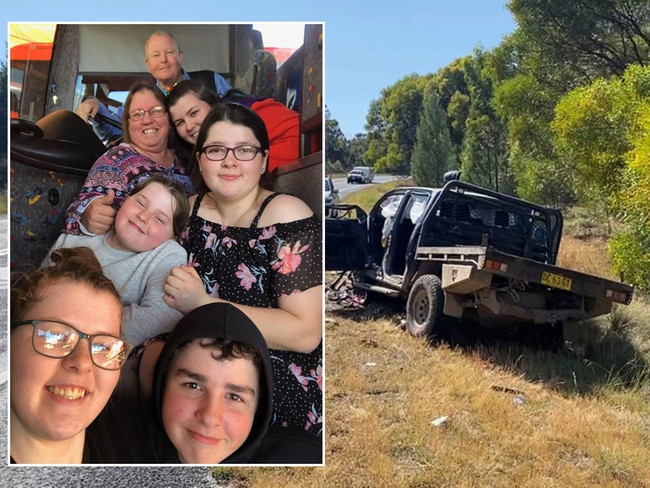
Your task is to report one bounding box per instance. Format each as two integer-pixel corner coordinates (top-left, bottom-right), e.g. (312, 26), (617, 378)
(76, 30), (232, 144)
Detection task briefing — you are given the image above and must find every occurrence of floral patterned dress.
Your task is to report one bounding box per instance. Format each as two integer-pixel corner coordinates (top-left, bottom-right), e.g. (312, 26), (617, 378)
(180, 193), (323, 436)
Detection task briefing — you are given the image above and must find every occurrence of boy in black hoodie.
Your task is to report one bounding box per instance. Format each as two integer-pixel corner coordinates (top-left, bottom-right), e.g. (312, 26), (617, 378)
(152, 302), (273, 464)
(86, 302), (273, 464)
(88, 302), (321, 464)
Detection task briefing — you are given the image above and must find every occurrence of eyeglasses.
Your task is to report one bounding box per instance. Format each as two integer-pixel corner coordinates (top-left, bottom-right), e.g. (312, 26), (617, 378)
(14, 320), (132, 371)
(199, 145), (263, 162)
(128, 106), (166, 121)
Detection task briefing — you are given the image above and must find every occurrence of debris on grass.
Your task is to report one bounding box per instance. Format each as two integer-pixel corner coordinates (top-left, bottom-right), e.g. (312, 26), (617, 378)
(491, 385), (525, 396)
(513, 395), (526, 406)
(431, 416), (449, 427)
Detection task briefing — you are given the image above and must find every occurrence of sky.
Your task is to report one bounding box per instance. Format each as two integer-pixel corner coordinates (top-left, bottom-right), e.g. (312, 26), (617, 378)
(3, 0), (517, 139)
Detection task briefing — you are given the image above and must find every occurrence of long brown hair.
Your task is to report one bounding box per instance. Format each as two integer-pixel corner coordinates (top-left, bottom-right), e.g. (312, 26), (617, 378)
(167, 79), (222, 164)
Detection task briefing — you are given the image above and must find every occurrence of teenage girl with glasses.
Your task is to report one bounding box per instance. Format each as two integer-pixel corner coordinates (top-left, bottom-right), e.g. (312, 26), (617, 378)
(142, 103), (323, 442)
(10, 247), (131, 463)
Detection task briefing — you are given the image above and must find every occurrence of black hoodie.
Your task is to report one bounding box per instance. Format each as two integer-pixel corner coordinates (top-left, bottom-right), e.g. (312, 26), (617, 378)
(152, 302), (273, 464)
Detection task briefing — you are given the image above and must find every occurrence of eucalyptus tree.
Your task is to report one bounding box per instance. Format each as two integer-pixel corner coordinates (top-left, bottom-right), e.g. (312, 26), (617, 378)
(325, 106), (349, 173)
(410, 83), (457, 187)
(364, 74), (431, 176)
(461, 50), (513, 194)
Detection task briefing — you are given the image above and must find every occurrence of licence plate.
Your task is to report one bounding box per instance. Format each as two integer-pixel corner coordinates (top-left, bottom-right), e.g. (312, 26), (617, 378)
(541, 271), (572, 291)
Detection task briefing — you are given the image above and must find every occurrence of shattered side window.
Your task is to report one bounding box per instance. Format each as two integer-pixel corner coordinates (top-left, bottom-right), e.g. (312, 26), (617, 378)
(380, 195), (404, 219)
(408, 194), (429, 224)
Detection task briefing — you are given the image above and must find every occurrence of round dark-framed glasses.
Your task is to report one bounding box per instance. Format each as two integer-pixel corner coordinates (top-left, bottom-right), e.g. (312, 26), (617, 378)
(13, 320), (132, 371)
(199, 144), (263, 162)
(128, 106), (166, 121)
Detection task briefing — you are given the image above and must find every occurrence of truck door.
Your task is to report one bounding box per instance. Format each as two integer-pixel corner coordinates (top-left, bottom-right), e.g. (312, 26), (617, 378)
(382, 191), (431, 276)
(325, 205), (368, 271)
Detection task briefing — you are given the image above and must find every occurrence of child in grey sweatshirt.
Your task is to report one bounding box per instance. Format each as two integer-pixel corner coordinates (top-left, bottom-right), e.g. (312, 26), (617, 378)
(43, 175), (190, 347)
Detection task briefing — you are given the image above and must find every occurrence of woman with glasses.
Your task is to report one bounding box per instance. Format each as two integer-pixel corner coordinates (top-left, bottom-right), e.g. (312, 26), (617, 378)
(10, 247), (132, 463)
(63, 81), (194, 236)
(151, 103), (322, 439)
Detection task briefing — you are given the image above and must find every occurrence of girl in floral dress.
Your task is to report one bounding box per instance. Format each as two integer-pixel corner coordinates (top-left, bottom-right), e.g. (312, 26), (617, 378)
(162, 103), (322, 436)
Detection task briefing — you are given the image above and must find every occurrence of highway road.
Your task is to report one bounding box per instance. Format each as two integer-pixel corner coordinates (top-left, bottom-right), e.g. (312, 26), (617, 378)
(0, 217), (7, 280)
(0, 216), (7, 472)
(1, 217), (7, 387)
(329, 174), (396, 201)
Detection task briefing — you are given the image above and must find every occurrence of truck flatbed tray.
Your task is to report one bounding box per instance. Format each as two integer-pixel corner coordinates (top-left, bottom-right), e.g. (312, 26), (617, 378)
(416, 245), (634, 304)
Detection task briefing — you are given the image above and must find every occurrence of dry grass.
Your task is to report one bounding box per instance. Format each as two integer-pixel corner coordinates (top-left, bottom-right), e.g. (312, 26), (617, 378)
(218, 206), (650, 487)
(228, 305), (650, 486)
(556, 234), (619, 281)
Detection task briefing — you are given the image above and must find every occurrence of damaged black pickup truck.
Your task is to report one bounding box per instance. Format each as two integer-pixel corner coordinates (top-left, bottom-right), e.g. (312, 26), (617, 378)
(325, 178), (634, 344)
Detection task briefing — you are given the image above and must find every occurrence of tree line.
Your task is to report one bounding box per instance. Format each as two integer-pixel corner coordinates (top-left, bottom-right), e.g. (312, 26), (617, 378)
(326, 0), (650, 291)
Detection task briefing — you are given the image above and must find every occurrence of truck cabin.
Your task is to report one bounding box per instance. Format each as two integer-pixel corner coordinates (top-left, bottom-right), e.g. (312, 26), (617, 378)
(418, 181), (563, 265)
(10, 22), (323, 271)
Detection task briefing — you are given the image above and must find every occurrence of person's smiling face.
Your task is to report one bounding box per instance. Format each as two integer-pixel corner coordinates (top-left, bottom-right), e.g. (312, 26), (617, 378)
(111, 181), (176, 253)
(197, 121), (268, 202)
(162, 341), (259, 464)
(10, 281), (122, 446)
(127, 90), (169, 153)
(169, 92), (212, 145)
(145, 33), (184, 87)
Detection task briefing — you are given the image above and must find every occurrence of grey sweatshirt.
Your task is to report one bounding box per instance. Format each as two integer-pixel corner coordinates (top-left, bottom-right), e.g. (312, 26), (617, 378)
(44, 231), (187, 346)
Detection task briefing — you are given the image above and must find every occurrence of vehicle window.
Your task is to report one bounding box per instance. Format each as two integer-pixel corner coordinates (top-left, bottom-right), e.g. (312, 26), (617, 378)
(109, 91), (129, 105)
(325, 179), (332, 192)
(74, 74), (152, 114)
(10, 43), (54, 120)
(380, 194), (404, 219)
(407, 193), (429, 224)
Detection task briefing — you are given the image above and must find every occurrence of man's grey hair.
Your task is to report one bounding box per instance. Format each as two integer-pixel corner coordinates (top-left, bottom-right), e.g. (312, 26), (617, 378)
(144, 30), (181, 57)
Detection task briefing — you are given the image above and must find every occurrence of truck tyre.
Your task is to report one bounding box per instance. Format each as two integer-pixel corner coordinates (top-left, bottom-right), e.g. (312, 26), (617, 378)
(406, 274), (449, 342)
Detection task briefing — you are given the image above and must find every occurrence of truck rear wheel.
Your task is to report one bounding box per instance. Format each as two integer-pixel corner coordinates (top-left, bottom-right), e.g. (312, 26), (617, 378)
(406, 274), (449, 342)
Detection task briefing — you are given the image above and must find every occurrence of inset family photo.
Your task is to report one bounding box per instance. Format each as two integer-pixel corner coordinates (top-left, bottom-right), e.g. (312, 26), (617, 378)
(8, 22), (323, 466)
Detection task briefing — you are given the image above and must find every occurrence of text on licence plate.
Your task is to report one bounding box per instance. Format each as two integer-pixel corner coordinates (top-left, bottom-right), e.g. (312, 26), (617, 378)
(541, 271), (572, 291)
